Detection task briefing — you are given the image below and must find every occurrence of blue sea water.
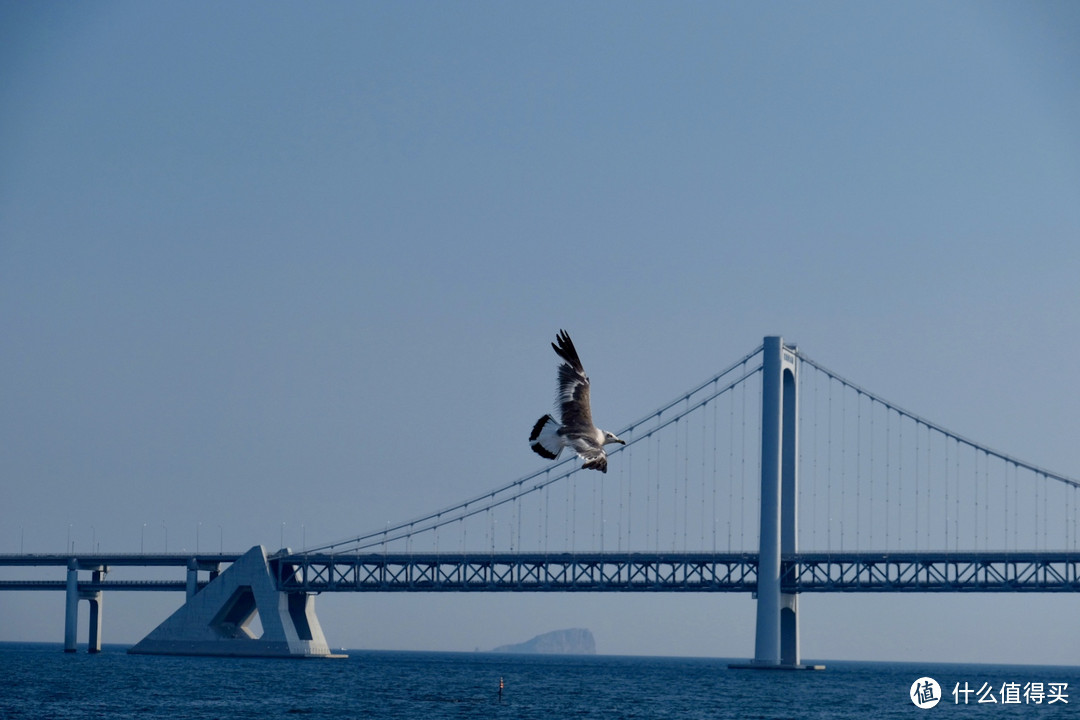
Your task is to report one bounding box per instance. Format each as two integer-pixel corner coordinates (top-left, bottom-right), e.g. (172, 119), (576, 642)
(0, 643), (1076, 719)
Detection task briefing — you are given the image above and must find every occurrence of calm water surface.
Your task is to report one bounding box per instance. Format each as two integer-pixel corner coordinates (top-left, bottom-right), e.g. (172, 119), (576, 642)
(1, 643), (1077, 719)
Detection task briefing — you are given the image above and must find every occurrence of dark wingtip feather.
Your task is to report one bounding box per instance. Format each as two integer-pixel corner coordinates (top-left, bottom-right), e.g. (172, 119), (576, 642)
(551, 329), (582, 370)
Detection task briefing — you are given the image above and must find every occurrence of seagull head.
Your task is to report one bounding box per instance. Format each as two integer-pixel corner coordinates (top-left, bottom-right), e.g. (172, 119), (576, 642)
(602, 431), (625, 446)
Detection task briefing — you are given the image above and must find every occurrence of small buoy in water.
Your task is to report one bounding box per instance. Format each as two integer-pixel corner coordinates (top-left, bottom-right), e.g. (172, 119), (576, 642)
(498, 676), (504, 701)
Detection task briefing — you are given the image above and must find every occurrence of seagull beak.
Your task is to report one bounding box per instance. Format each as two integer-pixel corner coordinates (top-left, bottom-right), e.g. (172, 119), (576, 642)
(615, 437), (626, 445)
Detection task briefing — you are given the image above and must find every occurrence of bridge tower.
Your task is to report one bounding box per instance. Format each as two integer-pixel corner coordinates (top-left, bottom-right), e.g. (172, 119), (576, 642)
(750, 336), (806, 668)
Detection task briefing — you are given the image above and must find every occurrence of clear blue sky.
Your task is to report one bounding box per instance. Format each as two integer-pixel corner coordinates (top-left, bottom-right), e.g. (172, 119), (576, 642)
(2, 1), (1080, 663)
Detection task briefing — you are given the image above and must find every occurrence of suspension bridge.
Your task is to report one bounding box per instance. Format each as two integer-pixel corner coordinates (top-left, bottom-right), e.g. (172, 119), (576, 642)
(3, 337), (1078, 665)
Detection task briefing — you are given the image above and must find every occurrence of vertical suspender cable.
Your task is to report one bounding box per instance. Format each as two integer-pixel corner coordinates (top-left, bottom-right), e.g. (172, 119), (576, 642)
(684, 401), (691, 552)
(1005, 462), (1011, 552)
(885, 407), (891, 549)
(869, 395), (875, 549)
(897, 412), (903, 549)
(1068, 482), (1073, 551)
(683, 400), (690, 552)
(925, 424), (931, 551)
(624, 441), (631, 551)
(856, 390), (862, 551)
(914, 417), (919, 551)
(738, 371), (747, 552)
(811, 366), (818, 549)
(827, 375), (833, 552)
(985, 451), (990, 549)
(617, 441), (625, 553)
(954, 438), (960, 552)
(1070, 484), (1075, 551)
(946, 440), (954, 552)
(655, 428), (662, 553)
(673, 417), (680, 552)
(543, 480), (550, 555)
(645, 432), (652, 552)
(841, 382), (846, 551)
(1044, 474), (1049, 550)
(702, 394), (709, 552)
(973, 449), (979, 551)
(597, 459), (602, 552)
(1064, 482), (1070, 551)
(1035, 472), (1041, 551)
(728, 380), (735, 551)
(798, 369), (805, 550)
(711, 383), (718, 553)
(569, 471), (575, 553)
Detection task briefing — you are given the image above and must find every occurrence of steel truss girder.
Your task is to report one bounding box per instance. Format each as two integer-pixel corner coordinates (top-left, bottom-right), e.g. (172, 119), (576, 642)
(272, 552), (760, 592)
(782, 552), (1080, 592)
(272, 552), (1080, 593)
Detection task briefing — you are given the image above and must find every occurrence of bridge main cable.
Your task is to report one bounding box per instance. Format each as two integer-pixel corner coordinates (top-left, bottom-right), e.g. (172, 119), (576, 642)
(303, 345), (765, 555)
(796, 350), (1080, 489)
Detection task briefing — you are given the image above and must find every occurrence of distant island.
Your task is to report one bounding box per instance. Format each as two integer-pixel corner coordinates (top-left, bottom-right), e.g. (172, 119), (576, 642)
(491, 628), (596, 655)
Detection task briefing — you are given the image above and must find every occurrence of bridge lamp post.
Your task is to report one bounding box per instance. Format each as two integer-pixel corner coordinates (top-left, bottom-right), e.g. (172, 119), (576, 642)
(162, 522), (168, 553)
(196, 523), (201, 554)
(218, 525), (223, 553)
(141, 523), (146, 554)
(67, 524), (72, 554)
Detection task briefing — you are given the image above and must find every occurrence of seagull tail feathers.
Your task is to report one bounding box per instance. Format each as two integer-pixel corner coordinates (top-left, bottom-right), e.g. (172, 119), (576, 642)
(530, 414), (562, 460)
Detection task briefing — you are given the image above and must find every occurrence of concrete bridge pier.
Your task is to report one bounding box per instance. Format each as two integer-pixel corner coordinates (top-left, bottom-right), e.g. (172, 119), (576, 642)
(86, 570), (104, 654)
(186, 558), (198, 599)
(64, 560), (77, 653)
(64, 561), (106, 653)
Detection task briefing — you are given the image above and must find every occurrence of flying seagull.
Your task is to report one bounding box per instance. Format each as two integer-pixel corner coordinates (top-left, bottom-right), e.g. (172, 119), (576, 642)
(530, 330), (625, 473)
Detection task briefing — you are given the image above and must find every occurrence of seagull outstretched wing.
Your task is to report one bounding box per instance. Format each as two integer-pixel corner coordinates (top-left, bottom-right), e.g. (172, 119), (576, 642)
(552, 329), (593, 432)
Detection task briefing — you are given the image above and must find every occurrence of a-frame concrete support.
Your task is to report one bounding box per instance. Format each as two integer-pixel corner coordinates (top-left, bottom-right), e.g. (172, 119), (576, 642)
(129, 545), (342, 658)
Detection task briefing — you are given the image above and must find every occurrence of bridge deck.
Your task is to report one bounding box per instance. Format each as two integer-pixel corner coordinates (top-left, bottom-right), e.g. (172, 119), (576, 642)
(3, 551), (1078, 593)
(0, 580), (202, 592)
(0, 553), (241, 569)
(274, 551), (1080, 593)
